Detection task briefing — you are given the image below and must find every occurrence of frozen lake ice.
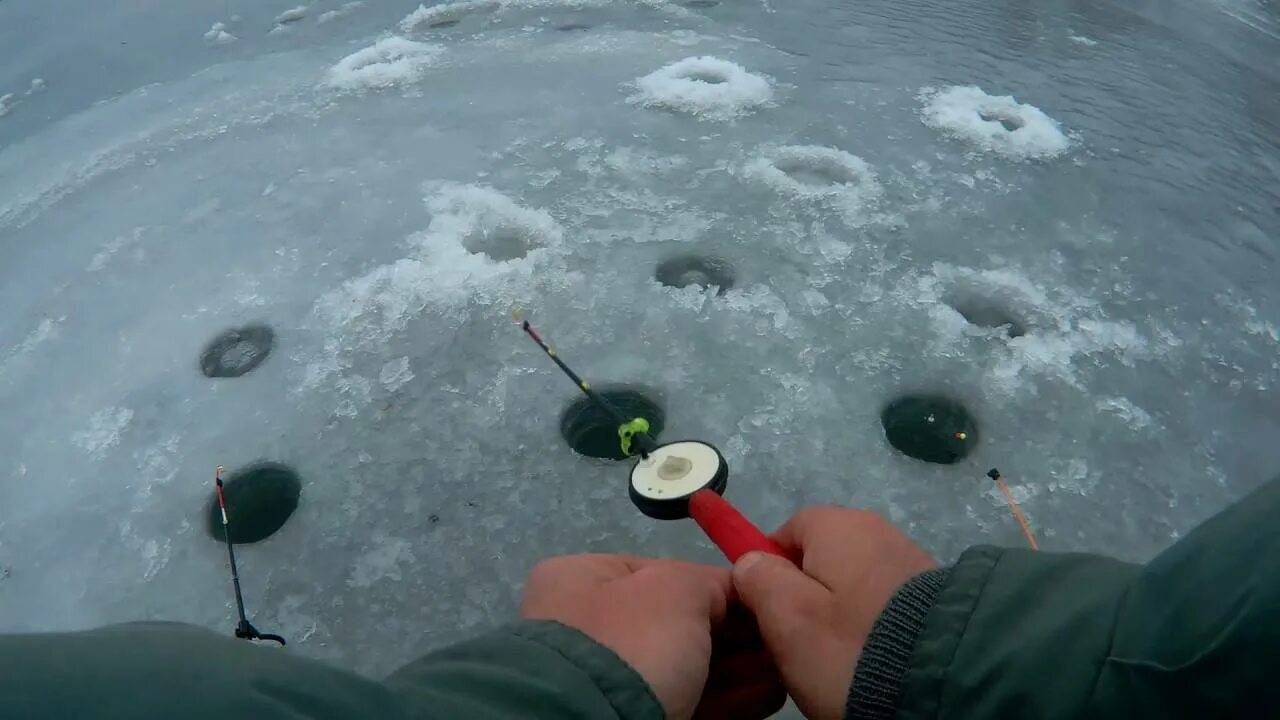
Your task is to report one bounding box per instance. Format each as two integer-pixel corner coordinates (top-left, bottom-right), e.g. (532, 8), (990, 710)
(1, 0), (1278, 682)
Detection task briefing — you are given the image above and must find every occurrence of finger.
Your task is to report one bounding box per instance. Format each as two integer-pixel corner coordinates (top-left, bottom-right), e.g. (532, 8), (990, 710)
(635, 562), (733, 626)
(731, 552), (833, 665)
(521, 554), (651, 614)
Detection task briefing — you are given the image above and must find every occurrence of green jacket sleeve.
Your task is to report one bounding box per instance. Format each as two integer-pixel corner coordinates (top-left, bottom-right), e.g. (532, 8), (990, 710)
(0, 620), (661, 720)
(385, 620), (664, 720)
(847, 477), (1280, 720)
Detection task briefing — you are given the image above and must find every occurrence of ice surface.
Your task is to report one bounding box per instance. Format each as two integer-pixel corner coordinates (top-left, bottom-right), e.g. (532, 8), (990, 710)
(325, 37), (446, 90)
(628, 56), (773, 121)
(0, 0), (1277, 699)
(919, 85), (1071, 159)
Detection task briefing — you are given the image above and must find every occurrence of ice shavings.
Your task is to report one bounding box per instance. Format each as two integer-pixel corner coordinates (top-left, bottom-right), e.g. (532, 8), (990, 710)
(313, 184), (562, 345)
(914, 264), (1149, 394)
(325, 37), (445, 91)
(204, 22), (238, 45)
(73, 407), (134, 457)
(919, 85), (1070, 160)
(379, 356), (415, 392)
(744, 145), (883, 225)
(275, 5), (310, 24)
(628, 56), (773, 121)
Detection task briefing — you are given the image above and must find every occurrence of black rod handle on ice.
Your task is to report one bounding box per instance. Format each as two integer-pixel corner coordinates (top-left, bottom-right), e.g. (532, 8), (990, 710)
(236, 620), (287, 646)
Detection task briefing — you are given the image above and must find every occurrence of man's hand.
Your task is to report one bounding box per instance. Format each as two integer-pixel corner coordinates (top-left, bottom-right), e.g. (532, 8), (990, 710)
(731, 508), (936, 720)
(521, 555), (739, 719)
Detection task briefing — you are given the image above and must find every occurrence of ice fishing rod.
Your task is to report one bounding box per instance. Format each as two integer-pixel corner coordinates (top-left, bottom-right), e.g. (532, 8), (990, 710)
(214, 466), (287, 646)
(987, 468), (1039, 550)
(518, 313), (788, 563)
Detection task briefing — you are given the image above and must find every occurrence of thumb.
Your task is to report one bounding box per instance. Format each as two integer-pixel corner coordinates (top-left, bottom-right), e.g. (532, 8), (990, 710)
(732, 552), (832, 641)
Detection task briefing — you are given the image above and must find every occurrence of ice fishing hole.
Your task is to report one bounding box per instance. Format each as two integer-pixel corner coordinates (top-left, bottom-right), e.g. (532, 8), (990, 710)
(773, 155), (861, 189)
(881, 394), (978, 465)
(655, 255), (735, 294)
(678, 68), (729, 85)
(428, 18), (461, 28)
(556, 22), (591, 31)
(205, 462), (301, 544)
(200, 324), (274, 378)
(463, 225), (535, 262)
(979, 110), (1025, 132)
(561, 388), (665, 461)
(946, 295), (1027, 338)
(684, 0), (720, 6)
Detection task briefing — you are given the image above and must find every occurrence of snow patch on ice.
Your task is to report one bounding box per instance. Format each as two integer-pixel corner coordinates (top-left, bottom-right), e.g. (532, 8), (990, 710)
(1068, 33), (1098, 46)
(119, 521), (172, 581)
(745, 145), (883, 225)
(628, 56), (773, 121)
(73, 407), (134, 457)
(919, 85), (1070, 160)
(87, 228), (146, 271)
(275, 5), (310, 24)
(379, 356), (415, 392)
(317, 1), (364, 24)
(26, 79), (45, 95)
(326, 37), (445, 91)
(0, 94), (17, 118)
(204, 22), (238, 45)
(1096, 396), (1154, 430)
(1, 316), (65, 383)
(348, 537), (415, 588)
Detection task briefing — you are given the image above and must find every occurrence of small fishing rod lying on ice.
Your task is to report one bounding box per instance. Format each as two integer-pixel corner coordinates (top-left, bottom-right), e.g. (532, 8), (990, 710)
(213, 465), (287, 645)
(518, 313), (788, 562)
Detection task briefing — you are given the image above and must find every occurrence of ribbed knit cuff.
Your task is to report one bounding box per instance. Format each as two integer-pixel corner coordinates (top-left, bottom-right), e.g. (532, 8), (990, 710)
(845, 567), (951, 720)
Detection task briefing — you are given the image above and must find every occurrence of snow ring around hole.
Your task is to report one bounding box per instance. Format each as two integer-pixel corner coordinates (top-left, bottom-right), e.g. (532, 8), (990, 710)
(399, 1), (499, 33)
(310, 184), (563, 352)
(561, 387), (665, 461)
(881, 394), (979, 465)
(655, 254), (735, 295)
(205, 462), (301, 544)
(919, 85), (1069, 160)
(326, 37), (445, 91)
(746, 146), (883, 223)
(628, 56), (773, 122)
(200, 324), (274, 378)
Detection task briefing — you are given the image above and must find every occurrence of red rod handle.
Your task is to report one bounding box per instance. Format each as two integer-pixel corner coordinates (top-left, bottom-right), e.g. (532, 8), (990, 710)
(688, 489), (788, 563)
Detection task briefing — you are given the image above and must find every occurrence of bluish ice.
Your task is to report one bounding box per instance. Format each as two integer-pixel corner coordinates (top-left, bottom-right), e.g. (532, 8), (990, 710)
(0, 0), (1277, 687)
